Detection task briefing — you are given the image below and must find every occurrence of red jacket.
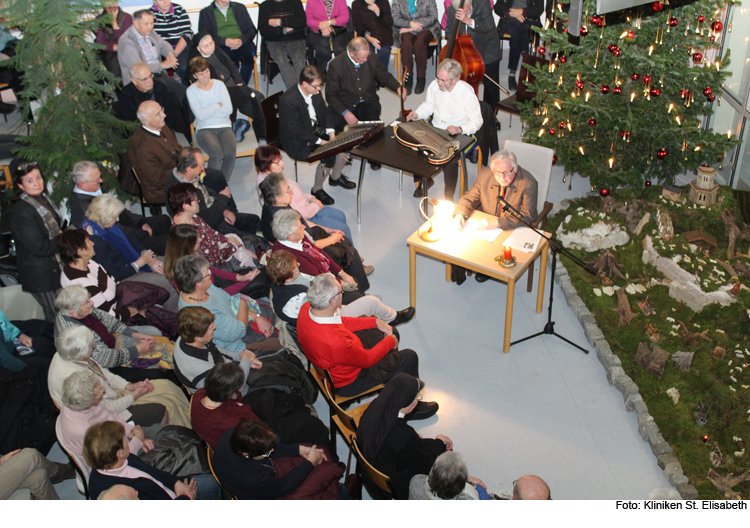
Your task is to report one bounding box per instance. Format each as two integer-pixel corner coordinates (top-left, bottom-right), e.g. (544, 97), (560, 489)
(297, 303), (396, 388)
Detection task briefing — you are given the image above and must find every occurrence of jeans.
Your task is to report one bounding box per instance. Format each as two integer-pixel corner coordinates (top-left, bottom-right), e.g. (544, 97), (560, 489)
(266, 39), (307, 90)
(192, 472), (223, 500)
(505, 17), (530, 72)
(371, 44), (392, 70)
(220, 42), (256, 85)
(196, 127), (237, 180)
(308, 206), (351, 241)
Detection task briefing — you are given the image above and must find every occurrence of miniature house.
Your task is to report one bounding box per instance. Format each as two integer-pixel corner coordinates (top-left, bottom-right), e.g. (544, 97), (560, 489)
(688, 165), (719, 206)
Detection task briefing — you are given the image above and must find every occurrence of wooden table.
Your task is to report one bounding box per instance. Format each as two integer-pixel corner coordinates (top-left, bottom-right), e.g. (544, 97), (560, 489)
(406, 211), (549, 353)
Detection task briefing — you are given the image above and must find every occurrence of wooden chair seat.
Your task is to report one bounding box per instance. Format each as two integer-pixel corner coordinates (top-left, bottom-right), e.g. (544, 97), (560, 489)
(352, 436), (396, 498)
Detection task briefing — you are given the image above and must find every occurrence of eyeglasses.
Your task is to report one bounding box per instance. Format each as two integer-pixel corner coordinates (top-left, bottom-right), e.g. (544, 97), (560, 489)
(493, 167), (516, 177)
(436, 76), (452, 84)
(334, 289), (344, 297)
(134, 73), (154, 81)
(202, 271), (211, 280)
(310, 82), (324, 90)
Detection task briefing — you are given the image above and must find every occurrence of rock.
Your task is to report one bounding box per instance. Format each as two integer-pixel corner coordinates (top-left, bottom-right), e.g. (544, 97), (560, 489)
(593, 287), (602, 296)
(666, 387), (680, 404)
(602, 286), (615, 296)
(606, 366), (626, 385)
(657, 454), (681, 470)
(559, 221), (630, 252)
(651, 441), (674, 457)
(670, 473), (689, 487)
(677, 483), (699, 499)
(633, 212), (651, 235)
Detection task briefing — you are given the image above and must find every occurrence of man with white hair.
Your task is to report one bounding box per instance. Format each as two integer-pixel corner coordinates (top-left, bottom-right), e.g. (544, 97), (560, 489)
(297, 274), (437, 420)
(406, 59), (483, 201)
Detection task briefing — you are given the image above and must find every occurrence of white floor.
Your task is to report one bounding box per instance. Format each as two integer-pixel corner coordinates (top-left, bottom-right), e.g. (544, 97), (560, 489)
(5, 54), (670, 500)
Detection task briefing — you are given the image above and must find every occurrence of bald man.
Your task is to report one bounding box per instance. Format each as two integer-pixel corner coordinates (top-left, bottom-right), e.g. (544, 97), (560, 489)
(512, 475), (550, 500)
(98, 484), (140, 500)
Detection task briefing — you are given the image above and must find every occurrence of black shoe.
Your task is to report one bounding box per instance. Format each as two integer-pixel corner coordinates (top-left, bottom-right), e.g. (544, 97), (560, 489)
(415, 77), (426, 94)
(405, 401), (439, 421)
(329, 175), (356, 189)
(413, 178), (435, 198)
(475, 273), (491, 283)
(369, 162), (382, 170)
(508, 75), (518, 92)
(311, 188), (335, 205)
(467, 149), (479, 164)
(390, 307), (415, 327)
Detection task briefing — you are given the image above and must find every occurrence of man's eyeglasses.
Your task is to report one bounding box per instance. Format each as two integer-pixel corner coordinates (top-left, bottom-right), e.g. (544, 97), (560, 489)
(134, 73), (154, 81)
(493, 168), (516, 177)
(310, 82), (324, 90)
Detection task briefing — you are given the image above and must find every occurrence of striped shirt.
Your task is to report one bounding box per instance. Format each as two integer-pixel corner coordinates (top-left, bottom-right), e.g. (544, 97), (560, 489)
(152, 3), (194, 48)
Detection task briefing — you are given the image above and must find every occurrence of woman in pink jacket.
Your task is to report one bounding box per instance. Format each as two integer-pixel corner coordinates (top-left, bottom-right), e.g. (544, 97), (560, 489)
(306, 0), (350, 74)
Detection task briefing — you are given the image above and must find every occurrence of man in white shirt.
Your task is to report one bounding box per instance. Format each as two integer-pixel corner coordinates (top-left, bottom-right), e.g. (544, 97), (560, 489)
(407, 59), (483, 201)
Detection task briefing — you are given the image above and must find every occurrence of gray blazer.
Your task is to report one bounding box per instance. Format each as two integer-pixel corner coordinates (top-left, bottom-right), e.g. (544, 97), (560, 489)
(391, 0), (441, 47)
(455, 165), (538, 229)
(117, 26), (174, 85)
(445, 0), (502, 64)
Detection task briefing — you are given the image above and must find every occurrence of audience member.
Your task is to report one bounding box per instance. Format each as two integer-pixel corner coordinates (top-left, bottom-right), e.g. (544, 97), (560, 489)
(85, 421), (220, 500)
(279, 65), (355, 206)
(212, 419), (343, 499)
(81, 194), (180, 312)
(95, 1), (133, 78)
(0, 448), (74, 500)
(198, 0), (257, 85)
(512, 474), (551, 500)
(117, 9), (186, 106)
(358, 373), (448, 499)
(151, 0), (193, 82)
(351, 0), (395, 69)
(409, 451), (488, 500)
(392, 0), (440, 95)
(257, 0), (307, 89)
(69, 160), (171, 255)
(187, 31), (266, 146)
(174, 254), (281, 354)
(305, 0), (349, 75)
(10, 163), (62, 322)
(97, 484), (140, 500)
(0, 309), (55, 370)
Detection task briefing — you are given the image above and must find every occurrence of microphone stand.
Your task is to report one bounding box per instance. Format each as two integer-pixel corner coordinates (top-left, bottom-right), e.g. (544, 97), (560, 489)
(497, 195), (596, 354)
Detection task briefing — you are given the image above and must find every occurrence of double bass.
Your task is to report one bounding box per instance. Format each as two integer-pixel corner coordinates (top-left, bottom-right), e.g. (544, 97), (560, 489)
(439, 0), (485, 96)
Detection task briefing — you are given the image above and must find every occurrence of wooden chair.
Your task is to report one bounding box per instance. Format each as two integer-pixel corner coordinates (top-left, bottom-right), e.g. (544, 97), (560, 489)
(502, 139), (554, 292)
(0, 162), (12, 189)
(260, 90), (305, 183)
(207, 445), (236, 500)
(321, 376), (371, 451)
(351, 435), (396, 499)
(495, 53), (549, 128)
(118, 152), (167, 217)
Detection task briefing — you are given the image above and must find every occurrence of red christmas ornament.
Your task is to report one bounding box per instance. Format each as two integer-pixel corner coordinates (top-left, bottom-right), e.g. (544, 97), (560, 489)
(652, 2), (664, 12)
(559, 121), (565, 128)
(679, 89), (688, 98)
(656, 148), (668, 159)
(620, 131), (631, 139)
(698, 15), (705, 23)
(575, 80), (585, 90)
(549, 128), (556, 135)
(707, 95), (716, 102)
(613, 86), (622, 94)
(588, 118), (596, 127)
(600, 84), (610, 94)
(643, 74), (653, 84)
(552, 155), (558, 165)
(538, 46), (546, 55)
(645, 180), (652, 187)
(669, 17), (678, 27)
(580, 26), (589, 37)
(703, 87), (713, 97)
(613, 48), (621, 57)
(709, 35), (716, 42)
(627, 31), (635, 38)
(599, 187), (610, 197)
(711, 20), (723, 33)
(631, 73), (640, 81)
(608, 44), (616, 52)
(559, 55), (567, 64)
(649, 87), (661, 97)
(693, 52), (703, 63)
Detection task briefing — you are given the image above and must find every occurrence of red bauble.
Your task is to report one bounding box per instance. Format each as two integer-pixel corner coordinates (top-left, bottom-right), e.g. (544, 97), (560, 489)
(627, 31), (635, 38)
(613, 48), (621, 57)
(698, 15), (706, 23)
(669, 17), (678, 27)
(608, 44), (616, 52)
(631, 73), (640, 81)
(703, 87), (713, 97)
(575, 80), (585, 90)
(653, 2), (664, 12)
(693, 52), (703, 63)
(538, 46), (546, 55)
(645, 180), (652, 187)
(600, 84), (610, 94)
(613, 86), (622, 94)
(588, 118), (596, 127)
(711, 20), (723, 32)
(549, 128), (556, 135)
(620, 131), (631, 139)
(709, 35), (716, 42)
(580, 26), (589, 37)
(649, 87), (661, 97)
(679, 89), (689, 98)
(707, 95), (716, 102)
(559, 55), (567, 63)
(643, 74), (653, 84)
(656, 148), (668, 159)
(552, 155), (558, 165)
(559, 121), (565, 128)
(599, 187), (610, 197)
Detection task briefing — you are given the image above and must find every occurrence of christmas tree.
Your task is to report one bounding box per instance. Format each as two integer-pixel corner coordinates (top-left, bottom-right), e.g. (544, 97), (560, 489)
(520, 0), (738, 190)
(1, 0), (135, 204)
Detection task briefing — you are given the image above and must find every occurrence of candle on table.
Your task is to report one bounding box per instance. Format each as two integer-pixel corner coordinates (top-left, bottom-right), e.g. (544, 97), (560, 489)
(503, 245), (512, 261)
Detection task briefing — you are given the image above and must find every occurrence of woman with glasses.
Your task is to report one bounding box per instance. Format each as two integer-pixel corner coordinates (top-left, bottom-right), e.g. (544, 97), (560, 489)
(10, 163), (63, 321)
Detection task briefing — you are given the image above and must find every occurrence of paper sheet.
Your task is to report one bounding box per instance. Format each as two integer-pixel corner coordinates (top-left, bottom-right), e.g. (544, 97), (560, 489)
(458, 218), (503, 242)
(502, 227), (543, 253)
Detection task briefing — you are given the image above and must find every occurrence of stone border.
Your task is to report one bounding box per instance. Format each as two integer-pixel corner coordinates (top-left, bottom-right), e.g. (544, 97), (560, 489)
(554, 259), (700, 499)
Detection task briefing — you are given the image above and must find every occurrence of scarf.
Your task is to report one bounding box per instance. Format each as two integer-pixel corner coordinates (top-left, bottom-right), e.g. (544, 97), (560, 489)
(82, 219), (152, 273)
(324, 0), (334, 19)
(173, 170), (215, 208)
(78, 313), (117, 349)
(102, 7), (127, 43)
(19, 192), (63, 268)
(408, 0), (417, 17)
(301, 238), (331, 272)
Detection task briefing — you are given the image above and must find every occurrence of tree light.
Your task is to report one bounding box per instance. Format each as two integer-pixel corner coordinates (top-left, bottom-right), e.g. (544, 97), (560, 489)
(579, 146), (585, 155)
(675, 116), (682, 125)
(539, 129), (545, 137)
(668, 103), (674, 113)
(694, 146), (701, 151)
(542, 117), (549, 125)
(554, 101), (562, 110)
(609, 158), (614, 168)
(630, 93), (636, 102)
(585, 92), (590, 101)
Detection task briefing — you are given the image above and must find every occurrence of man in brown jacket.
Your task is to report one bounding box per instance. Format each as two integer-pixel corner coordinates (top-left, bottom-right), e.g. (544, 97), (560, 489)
(128, 100), (181, 204)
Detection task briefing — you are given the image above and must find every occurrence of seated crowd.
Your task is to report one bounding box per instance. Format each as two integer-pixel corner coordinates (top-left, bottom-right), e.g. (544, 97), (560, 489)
(1, 0), (553, 501)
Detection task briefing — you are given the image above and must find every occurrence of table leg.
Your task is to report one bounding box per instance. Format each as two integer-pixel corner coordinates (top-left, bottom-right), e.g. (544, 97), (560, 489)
(399, 170), (403, 191)
(504, 278), (515, 353)
(460, 150), (468, 195)
(357, 158), (366, 225)
(422, 176), (428, 198)
(445, 263), (452, 282)
(537, 243), (548, 313)
(409, 245), (417, 308)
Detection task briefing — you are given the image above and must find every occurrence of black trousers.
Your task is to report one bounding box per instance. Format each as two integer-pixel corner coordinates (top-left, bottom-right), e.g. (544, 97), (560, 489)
(336, 337), (419, 398)
(505, 17), (530, 72)
(220, 42), (256, 85)
(228, 85), (266, 139)
(307, 31), (348, 75)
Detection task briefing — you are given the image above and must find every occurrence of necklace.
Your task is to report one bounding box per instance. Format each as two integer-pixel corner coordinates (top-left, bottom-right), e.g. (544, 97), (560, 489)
(183, 292), (209, 302)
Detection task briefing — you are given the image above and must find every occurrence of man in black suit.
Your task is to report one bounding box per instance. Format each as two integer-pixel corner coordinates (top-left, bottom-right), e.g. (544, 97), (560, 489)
(279, 65), (356, 206)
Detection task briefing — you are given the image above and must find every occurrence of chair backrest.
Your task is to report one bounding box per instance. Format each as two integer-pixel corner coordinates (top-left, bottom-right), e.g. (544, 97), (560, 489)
(351, 436), (395, 497)
(207, 446), (236, 500)
(503, 139), (553, 213)
(261, 91), (283, 149)
(325, 378), (357, 433)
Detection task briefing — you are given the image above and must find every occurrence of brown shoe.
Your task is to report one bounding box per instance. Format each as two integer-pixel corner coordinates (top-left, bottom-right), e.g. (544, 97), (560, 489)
(364, 265), (375, 276)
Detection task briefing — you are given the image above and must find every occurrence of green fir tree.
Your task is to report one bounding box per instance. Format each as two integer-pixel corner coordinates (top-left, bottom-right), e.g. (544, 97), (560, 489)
(520, 0), (739, 191)
(0, 0), (136, 204)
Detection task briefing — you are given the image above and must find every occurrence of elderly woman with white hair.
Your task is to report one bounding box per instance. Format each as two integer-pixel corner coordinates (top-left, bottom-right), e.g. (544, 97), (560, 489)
(56, 371), (154, 475)
(81, 193), (179, 312)
(48, 326), (192, 429)
(409, 451), (489, 500)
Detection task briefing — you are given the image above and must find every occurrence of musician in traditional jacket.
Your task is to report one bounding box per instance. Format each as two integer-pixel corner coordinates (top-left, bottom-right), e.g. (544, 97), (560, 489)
(406, 59), (482, 201)
(445, 0), (502, 108)
(279, 65), (356, 206)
